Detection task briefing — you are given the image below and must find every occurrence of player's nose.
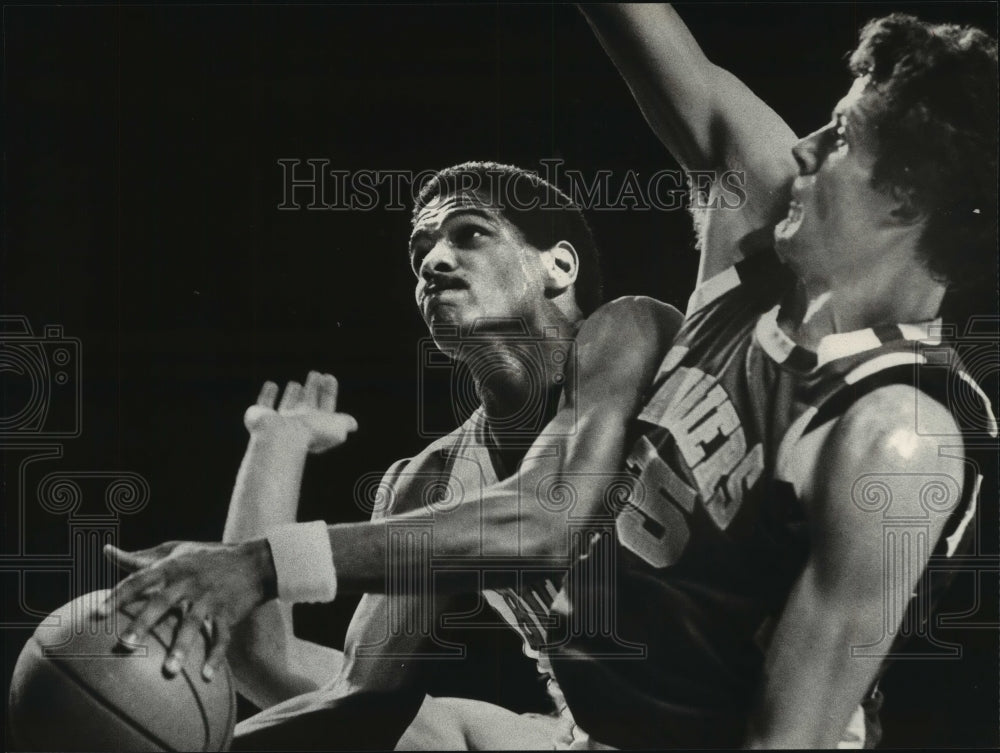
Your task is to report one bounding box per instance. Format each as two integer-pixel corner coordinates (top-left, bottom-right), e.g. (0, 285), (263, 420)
(791, 129), (825, 176)
(419, 239), (458, 280)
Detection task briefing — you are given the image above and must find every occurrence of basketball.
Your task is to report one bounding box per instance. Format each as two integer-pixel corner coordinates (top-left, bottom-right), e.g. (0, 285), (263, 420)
(8, 590), (236, 751)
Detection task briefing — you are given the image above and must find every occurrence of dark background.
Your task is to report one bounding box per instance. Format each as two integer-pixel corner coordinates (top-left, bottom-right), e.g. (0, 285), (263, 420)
(2, 2), (997, 748)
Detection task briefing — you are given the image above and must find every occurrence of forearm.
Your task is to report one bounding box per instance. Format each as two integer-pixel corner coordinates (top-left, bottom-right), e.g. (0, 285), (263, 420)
(745, 568), (885, 748)
(325, 411), (629, 594)
(224, 423), (312, 702)
(324, 499), (560, 595)
(234, 685), (425, 751)
(580, 3), (719, 170)
(234, 594), (435, 749)
(228, 613), (344, 710)
(581, 2), (796, 270)
(224, 423), (309, 543)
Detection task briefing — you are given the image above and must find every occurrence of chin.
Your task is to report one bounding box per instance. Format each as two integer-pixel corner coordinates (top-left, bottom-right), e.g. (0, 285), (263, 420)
(428, 310), (486, 346)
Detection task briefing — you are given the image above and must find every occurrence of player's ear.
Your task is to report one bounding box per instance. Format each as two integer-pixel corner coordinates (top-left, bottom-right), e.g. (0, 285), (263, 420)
(541, 241), (579, 294)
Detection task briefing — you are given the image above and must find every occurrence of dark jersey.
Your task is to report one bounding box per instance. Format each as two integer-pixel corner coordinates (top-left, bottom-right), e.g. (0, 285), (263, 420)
(549, 251), (996, 748)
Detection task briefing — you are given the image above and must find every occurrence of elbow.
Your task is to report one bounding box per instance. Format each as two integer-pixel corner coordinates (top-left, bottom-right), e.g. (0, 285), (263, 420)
(518, 481), (612, 564)
(225, 644), (275, 709)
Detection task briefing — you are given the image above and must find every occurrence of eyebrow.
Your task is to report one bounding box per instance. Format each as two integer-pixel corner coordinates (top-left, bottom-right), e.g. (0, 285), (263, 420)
(408, 207), (498, 255)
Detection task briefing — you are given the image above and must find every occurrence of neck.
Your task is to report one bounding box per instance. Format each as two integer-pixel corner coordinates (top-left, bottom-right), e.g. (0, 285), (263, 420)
(467, 311), (578, 442)
(784, 256), (945, 349)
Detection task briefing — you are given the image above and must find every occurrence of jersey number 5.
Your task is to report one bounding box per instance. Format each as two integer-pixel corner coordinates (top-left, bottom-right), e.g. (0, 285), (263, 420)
(618, 435), (697, 568)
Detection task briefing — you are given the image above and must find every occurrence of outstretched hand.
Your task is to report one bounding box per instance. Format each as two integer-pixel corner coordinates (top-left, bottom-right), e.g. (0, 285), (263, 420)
(244, 371), (358, 454)
(98, 539), (275, 680)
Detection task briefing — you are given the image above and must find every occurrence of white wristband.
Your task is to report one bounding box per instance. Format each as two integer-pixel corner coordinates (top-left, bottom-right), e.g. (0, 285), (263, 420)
(265, 521), (338, 603)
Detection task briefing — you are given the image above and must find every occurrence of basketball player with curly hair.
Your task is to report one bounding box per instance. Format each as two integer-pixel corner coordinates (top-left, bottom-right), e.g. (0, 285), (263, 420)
(101, 5), (996, 748)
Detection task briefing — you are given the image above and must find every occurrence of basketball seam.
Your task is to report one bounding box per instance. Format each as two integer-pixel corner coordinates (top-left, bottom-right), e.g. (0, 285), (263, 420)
(178, 662), (214, 751)
(37, 640), (172, 751)
(221, 666), (237, 749)
(116, 609), (215, 751)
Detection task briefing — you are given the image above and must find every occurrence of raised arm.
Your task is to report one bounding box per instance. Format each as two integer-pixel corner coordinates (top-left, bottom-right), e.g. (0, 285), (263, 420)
(213, 377), (468, 746)
(224, 373), (357, 708)
(580, 4), (798, 281)
(747, 388), (964, 747)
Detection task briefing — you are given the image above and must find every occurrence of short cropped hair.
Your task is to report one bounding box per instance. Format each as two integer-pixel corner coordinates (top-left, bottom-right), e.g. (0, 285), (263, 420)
(413, 161), (604, 315)
(849, 14), (998, 288)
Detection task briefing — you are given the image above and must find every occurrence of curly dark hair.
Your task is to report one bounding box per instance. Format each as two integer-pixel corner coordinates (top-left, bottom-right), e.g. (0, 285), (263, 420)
(412, 161), (604, 316)
(849, 14), (998, 289)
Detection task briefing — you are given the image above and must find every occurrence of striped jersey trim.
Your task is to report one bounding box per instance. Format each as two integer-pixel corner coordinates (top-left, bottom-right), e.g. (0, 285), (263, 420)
(844, 352), (926, 384)
(754, 303), (943, 371)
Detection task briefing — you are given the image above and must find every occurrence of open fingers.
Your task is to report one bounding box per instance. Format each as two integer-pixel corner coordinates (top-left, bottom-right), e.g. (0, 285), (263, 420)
(303, 371), (323, 408)
(278, 381), (303, 412)
(104, 542), (176, 574)
(202, 619), (231, 681)
(104, 545), (154, 574)
(257, 381), (279, 408)
(318, 373), (339, 412)
(98, 562), (165, 619)
(116, 588), (183, 648)
(164, 603), (209, 676)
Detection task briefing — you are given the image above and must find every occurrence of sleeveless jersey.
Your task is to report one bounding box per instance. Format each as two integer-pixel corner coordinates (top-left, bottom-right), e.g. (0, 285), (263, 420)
(548, 251), (996, 749)
(451, 407), (582, 733)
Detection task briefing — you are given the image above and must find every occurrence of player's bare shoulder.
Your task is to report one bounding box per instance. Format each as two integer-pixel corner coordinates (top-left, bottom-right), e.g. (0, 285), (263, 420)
(807, 384), (964, 539)
(569, 296), (682, 404)
(577, 295), (682, 355)
(837, 384), (961, 468)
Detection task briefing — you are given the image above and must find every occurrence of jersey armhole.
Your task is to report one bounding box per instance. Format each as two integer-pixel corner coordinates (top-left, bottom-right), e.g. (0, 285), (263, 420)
(774, 406), (832, 498)
(779, 359), (994, 555)
(371, 457), (413, 520)
(686, 265), (741, 317)
(686, 248), (783, 317)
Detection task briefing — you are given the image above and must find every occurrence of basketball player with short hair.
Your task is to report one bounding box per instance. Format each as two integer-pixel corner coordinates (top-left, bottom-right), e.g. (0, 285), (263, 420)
(102, 161), (682, 749)
(100, 5), (997, 748)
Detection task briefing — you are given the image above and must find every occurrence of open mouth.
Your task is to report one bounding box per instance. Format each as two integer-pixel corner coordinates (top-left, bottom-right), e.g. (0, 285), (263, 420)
(775, 199), (803, 241)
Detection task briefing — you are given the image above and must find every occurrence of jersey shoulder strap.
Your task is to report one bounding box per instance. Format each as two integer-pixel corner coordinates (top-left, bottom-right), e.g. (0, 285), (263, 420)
(778, 339), (996, 557)
(685, 248), (789, 317)
(370, 408), (492, 518)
